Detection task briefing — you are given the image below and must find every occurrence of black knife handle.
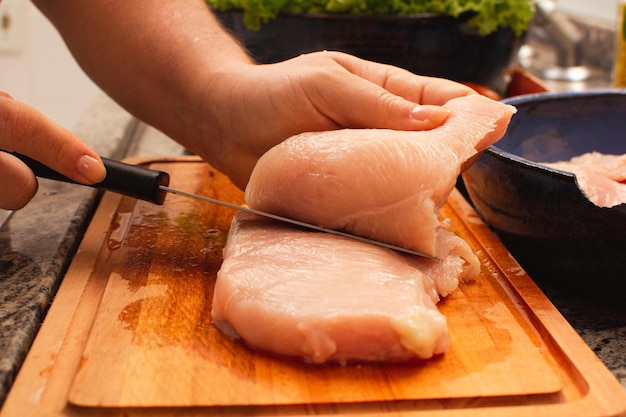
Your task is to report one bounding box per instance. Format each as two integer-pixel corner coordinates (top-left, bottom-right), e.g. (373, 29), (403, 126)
(10, 152), (170, 205)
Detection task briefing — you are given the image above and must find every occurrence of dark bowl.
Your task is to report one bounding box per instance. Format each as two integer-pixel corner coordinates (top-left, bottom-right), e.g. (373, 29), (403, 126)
(462, 90), (626, 301)
(215, 11), (523, 89)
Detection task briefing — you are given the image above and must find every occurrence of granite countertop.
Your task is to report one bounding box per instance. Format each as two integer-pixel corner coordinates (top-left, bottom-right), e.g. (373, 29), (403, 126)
(0, 95), (185, 406)
(0, 94), (625, 409)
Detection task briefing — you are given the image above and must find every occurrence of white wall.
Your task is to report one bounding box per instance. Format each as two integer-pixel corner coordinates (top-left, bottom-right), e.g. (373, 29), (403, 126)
(0, 0), (102, 131)
(558, 0), (620, 23)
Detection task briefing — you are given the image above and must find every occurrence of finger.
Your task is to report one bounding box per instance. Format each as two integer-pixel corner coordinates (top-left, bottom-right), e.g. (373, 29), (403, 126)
(308, 71), (450, 131)
(330, 52), (476, 105)
(0, 95), (106, 184)
(0, 151), (38, 210)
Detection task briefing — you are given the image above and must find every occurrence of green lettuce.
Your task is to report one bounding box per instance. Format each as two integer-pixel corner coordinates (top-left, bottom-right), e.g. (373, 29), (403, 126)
(206, 0), (535, 36)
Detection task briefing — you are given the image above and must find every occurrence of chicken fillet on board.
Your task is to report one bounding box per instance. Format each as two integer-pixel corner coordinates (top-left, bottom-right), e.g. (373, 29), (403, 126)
(212, 213), (479, 364)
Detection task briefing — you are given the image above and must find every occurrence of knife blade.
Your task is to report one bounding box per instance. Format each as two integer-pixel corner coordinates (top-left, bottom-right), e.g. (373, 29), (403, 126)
(10, 152), (437, 258)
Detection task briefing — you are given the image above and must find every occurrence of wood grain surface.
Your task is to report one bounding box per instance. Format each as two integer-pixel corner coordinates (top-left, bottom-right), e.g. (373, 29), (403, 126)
(2, 157), (625, 417)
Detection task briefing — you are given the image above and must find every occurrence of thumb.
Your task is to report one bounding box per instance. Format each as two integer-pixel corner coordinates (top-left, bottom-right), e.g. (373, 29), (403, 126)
(0, 151), (38, 210)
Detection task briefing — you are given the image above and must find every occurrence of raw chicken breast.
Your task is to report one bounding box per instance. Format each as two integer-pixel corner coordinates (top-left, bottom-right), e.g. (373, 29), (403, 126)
(211, 213), (479, 364)
(245, 95), (515, 257)
(212, 94), (510, 364)
(543, 152), (626, 208)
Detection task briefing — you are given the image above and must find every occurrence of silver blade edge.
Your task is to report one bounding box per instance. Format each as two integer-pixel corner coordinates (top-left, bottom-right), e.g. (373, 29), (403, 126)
(159, 185), (438, 259)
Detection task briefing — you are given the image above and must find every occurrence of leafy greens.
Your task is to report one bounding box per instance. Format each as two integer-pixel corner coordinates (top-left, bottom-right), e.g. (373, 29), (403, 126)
(206, 0), (535, 36)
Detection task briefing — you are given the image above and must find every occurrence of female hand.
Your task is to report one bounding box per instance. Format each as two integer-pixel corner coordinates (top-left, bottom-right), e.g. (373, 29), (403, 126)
(0, 92), (106, 210)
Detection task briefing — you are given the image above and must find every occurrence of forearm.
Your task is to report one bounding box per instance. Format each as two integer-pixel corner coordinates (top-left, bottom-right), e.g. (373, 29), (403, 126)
(32, 0), (475, 191)
(32, 0), (252, 151)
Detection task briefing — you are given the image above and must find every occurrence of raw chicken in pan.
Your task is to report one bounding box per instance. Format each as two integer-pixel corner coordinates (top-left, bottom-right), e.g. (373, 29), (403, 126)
(543, 152), (626, 208)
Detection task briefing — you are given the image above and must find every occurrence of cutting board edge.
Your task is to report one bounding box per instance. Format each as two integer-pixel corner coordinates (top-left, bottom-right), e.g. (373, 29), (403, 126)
(446, 189), (626, 412)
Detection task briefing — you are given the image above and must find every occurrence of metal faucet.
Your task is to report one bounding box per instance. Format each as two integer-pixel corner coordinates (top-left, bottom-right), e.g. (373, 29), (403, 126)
(532, 0), (590, 80)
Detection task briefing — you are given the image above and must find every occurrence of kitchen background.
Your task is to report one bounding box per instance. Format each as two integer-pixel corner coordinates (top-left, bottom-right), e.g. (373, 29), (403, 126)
(0, 0), (621, 133)
(0, 0), (101, 132)
(0, 0), (620, 223)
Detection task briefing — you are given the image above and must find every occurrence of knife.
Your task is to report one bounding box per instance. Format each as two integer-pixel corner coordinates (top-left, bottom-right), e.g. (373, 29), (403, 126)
(10, 152), (436, 258)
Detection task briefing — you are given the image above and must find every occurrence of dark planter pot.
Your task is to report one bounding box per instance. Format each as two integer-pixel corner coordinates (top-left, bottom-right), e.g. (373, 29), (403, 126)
(215, 11), (523, 88)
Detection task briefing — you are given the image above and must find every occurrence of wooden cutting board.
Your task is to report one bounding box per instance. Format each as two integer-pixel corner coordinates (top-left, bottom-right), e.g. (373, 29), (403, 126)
(2, 156), (625, 417)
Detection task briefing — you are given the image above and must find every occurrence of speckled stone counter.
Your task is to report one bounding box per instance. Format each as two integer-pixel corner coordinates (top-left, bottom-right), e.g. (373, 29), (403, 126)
(535, 278), (626, 389)
(0, 94), (624, 409)
(0, 95), (183, 406)
(0, 180), (98, 404)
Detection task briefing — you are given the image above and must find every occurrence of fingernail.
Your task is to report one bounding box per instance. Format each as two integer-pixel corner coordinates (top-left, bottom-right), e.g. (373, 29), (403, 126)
(411, 105), (450, 124)
(77, 155), (106, 183)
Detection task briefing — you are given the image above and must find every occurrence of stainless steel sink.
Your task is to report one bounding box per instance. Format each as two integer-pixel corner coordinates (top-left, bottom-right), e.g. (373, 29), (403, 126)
(518, 3), (614, 92)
